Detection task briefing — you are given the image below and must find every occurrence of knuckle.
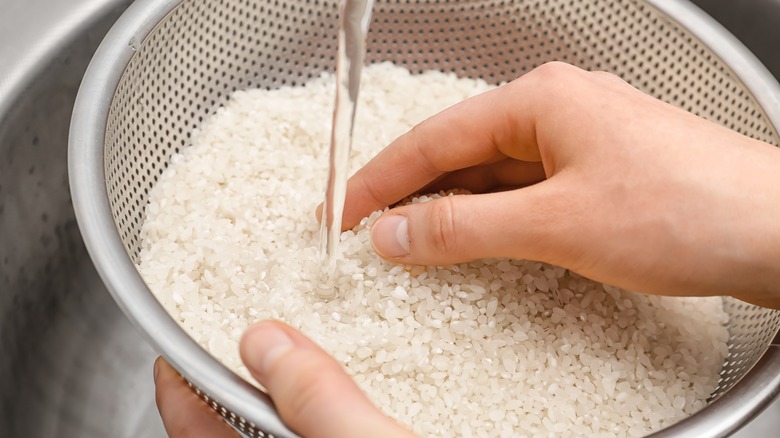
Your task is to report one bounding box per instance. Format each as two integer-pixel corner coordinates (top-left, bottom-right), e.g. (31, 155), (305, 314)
(527, 61), (581, 85)
(358, 171), (390, 208)
(530, 62), (629, 92)
(591, 69), (629, 87)
(426, 197), (458, 255)
(592, 69), (619, 80)
(408, 123), (439, 175)
(514, 62), (586, 103)
(536, 60), (578, 75)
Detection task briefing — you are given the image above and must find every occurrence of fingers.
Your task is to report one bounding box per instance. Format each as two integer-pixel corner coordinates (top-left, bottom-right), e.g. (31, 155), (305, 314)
(240, 321), (415, 438)
(420, 159), (547, 195)
(370, 182), (570, 266)
(338, 69), (554, 229)
(154, 357), (240, 438)
(337, 62), (605, 230)
(316, 158), (545, 224)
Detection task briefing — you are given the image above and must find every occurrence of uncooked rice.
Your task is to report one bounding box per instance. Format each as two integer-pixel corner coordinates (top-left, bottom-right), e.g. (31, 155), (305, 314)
(138, 63), (730, 437)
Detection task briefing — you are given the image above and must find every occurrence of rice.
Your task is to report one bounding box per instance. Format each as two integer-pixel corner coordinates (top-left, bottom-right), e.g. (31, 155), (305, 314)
(138, 62), (730, 437)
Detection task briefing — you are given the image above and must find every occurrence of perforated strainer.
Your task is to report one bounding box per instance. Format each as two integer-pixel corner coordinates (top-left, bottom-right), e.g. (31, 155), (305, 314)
(69, 0), (780, 436)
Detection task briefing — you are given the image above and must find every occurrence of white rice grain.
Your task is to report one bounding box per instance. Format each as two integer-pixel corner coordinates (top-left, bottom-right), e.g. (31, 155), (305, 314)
(138, 63), (730, 437)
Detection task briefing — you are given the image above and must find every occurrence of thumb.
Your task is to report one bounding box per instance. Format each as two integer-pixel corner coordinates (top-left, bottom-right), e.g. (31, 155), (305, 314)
(370, 187), (559, 265)
(240, 321), (415, 438)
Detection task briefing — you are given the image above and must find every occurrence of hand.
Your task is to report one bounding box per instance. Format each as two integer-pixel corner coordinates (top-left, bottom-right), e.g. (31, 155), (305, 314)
(154, 321), (415, 438)
(337, 62), (780, 308)
(155, 62), (780, 437)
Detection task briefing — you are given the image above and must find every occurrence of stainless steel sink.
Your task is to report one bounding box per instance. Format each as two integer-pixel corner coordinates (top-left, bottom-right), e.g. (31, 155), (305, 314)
(0, 0), (164, 436)
(0, 0), (778, 437)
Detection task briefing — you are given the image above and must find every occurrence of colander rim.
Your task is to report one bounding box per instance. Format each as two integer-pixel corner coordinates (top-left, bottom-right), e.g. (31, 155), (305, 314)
(68, 0), (780, 437)
(68, 0), (300, 436)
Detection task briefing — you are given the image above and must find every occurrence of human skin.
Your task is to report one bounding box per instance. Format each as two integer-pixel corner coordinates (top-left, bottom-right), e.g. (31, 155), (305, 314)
(154, 321), (415, 438)
(343, 62), (780, 309)
(156, 62), (780, 437)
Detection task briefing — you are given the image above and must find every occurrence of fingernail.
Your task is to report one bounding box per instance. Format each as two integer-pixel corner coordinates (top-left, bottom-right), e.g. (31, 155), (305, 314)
(153, 357), (161, 383)
(243, 323), (295, 381)
(371, 215), (409, 258)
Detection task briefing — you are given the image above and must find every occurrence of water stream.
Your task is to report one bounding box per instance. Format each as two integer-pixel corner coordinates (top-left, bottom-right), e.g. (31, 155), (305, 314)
(317, 0), (374, 297)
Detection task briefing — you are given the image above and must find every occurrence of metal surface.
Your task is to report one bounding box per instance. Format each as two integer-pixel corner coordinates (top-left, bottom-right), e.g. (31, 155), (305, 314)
(0, 0), (776, 437)
(0, 0), (129, 118)
(691, 0), (780, 80)
(0, 0), (165, 436)
(67, 0), (780, 437)
(654, 346), (780, 438)
(69, 1), (295, 436)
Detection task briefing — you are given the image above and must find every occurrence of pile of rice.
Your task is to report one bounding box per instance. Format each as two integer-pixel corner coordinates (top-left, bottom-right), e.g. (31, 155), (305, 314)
(138, 63), (730, 437)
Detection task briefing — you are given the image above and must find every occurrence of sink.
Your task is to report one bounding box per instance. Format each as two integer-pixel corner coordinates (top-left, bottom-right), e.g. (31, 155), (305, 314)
(0, 0), (778, 437)
(0, 0), (164, 436)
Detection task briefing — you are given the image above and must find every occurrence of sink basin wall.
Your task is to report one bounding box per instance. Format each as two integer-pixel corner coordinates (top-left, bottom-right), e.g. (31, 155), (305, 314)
(0, 1), (164, 436)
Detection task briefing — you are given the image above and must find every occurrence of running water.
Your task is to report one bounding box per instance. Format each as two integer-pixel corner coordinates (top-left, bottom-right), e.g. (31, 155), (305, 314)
(317, 0), (374, 297)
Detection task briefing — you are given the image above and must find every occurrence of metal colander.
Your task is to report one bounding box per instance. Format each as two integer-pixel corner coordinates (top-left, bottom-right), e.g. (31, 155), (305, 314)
(69, 0), (780, 436)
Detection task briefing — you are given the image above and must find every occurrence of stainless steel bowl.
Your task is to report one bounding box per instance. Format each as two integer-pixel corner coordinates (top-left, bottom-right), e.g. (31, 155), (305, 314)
(68, 0), (780, 437)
